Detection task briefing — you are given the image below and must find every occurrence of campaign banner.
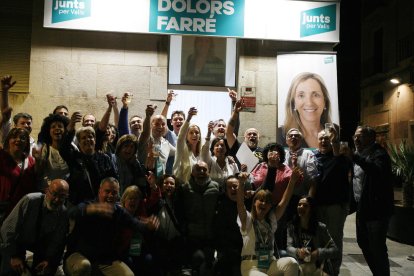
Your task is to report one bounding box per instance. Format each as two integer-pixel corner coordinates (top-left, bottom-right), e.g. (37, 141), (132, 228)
(44, 0), (339, 42)
(276, 53), (339, 149)
(149, 0), (245, 37)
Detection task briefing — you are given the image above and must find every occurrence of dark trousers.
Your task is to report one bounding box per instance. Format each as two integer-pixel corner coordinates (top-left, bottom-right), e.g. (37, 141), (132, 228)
(356, 213), (390, 276)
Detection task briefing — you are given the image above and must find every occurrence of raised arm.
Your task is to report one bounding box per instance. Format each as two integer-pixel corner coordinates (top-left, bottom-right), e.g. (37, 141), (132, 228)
(0, 75), (15, 125)
(118, 93), (130, 137)
(201, 121), (214, 164)
(274, 167), (302, 220)
(138, 104), (157, 145)
(226, 98), (243, 148)
(98, 93), (116, 132)
(161, 90), (175, 118)
(236, 172), (249, 231)
(228, 88), (240, 136)
(112, 96), (120, 128)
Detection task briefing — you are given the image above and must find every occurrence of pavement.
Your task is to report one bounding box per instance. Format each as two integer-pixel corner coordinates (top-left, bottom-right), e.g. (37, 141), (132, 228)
(340, 212), (414, 275)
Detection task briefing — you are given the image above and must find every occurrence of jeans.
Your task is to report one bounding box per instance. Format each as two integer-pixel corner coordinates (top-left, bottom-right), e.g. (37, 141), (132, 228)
(356, 213), (390, 276)
(316, 203), (348, 275)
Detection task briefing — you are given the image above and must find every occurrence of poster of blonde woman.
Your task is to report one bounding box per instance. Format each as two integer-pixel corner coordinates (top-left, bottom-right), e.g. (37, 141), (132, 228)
(276, 53), (339, 148)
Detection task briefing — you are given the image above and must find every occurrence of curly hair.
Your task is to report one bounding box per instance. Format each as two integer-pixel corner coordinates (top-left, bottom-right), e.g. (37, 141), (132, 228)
(262, 142), (286, 164)
(38, 114), (69, 145)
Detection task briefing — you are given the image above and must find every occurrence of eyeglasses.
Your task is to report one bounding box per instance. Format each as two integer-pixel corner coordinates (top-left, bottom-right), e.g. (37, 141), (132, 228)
(288, 134), (301, 139)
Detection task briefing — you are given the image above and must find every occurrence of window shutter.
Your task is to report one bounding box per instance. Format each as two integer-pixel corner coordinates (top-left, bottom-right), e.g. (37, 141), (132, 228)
(0, 1), (32, 93)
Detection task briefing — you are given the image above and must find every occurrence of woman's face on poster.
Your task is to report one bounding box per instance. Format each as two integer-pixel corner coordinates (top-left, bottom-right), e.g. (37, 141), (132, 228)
(294, 78), (325, 125)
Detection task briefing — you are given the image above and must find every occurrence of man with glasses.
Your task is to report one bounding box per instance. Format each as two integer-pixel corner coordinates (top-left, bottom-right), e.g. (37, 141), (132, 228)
(351, 126), (393, 276)
(277, 128), (317, 251)
(0, 179), (69, 275)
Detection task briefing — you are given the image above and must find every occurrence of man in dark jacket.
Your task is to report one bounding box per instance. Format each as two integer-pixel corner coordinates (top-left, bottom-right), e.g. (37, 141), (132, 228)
(352, 125), (394, 276)
(64, 177), (158, 276)
(176, 160), (221, 275)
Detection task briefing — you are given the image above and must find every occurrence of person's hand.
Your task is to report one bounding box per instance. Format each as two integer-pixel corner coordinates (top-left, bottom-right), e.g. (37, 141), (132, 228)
(240, 163), (248, 172)
(34, 261), (49, 274)
(142, 215), (160, 231)
(1, 75), (16, 92)
(233, 99), (244, 113)
(187, 107), (197, 121)
(106, 93), (116, 107)
(121, 92), (131, 108)
(10, 257), (25, 274)
(31, 143), (43, 160)
(227, 88), (237, 102)
(166, 90), (175, 104)
(68, 111), (82, 131)
(329, 125), (338, 143)
(290, 167), (303, 184)
(145, 104), (157, 117)
(296, 247), (309, 260)
(86, 202), (114, 217)
(207, 121), (214, 134)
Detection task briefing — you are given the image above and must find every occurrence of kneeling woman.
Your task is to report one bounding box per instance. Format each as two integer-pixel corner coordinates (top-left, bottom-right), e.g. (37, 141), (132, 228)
(287, 196), (339, 276)
(236, 169), (301, 276)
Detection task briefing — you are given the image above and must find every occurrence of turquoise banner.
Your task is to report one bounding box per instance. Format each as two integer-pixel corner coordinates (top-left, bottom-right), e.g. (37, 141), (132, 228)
(52, 0), (91, 23)
(149, 0), (245, 37)
(300, 4), (336, 38)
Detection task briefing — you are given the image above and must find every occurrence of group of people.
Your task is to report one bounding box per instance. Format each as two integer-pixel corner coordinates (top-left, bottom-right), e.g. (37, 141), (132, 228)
(0, 74), (394, 276)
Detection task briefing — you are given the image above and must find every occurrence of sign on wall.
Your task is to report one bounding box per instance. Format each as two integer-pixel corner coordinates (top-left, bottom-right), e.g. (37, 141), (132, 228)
(44, 0), (340, 43)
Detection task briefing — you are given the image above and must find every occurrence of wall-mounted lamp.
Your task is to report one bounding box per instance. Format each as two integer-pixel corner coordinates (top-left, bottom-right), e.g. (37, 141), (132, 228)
(390, 77), (402, 84)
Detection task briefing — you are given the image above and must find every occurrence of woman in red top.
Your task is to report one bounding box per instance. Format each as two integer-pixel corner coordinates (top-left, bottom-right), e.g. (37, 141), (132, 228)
(0, 128), (37, 220)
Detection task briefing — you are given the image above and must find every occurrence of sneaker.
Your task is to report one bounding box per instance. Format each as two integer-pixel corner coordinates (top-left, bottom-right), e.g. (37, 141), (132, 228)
(407, 255), (414, 261)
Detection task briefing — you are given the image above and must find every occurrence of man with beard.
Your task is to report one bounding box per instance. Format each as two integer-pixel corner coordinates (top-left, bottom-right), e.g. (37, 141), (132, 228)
(175, 161), (221, 275)
(64, 177), (159, 276)
(351, 125), (393, 276)
(0, 179), (69, 276)
(226, 99), (263, 164)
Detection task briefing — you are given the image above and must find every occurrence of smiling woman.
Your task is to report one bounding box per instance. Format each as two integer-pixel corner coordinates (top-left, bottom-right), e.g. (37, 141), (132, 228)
(35, 114), (70, 190)
(277, 72), (334, 149)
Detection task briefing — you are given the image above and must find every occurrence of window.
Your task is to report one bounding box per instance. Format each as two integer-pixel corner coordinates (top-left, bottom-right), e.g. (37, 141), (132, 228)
(0, 1), (32, 93)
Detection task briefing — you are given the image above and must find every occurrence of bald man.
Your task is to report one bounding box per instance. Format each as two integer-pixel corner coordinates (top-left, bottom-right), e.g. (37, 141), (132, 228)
(0, 179), (69, 275)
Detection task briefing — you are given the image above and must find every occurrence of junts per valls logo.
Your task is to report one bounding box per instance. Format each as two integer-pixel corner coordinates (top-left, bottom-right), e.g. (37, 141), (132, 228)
(300, 4), (336, 38)
(52, 0), (91, 23)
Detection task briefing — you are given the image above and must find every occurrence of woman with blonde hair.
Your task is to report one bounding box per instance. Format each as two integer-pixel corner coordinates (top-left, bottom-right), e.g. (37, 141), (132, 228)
(237, 169), (302, 276)
(277, 72), (334, 148)
(173, 107), (202, 183)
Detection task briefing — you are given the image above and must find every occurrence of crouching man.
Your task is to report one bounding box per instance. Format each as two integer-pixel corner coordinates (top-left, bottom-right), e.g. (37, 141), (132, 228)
(0, 179), (70, 276)
(64, 177), (159, 276)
